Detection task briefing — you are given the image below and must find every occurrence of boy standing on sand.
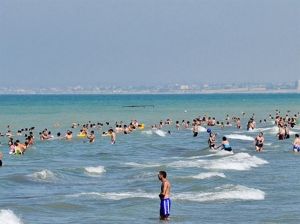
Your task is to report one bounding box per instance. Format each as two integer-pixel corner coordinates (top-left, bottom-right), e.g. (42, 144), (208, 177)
(158, 171), (171, 220)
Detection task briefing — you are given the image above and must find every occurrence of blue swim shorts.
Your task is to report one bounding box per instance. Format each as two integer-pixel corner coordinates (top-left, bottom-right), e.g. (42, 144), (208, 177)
(160, 198), (171, 217)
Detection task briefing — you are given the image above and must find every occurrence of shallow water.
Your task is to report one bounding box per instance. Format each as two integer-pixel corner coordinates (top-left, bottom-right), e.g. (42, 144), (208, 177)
(0, 94), (299, 223)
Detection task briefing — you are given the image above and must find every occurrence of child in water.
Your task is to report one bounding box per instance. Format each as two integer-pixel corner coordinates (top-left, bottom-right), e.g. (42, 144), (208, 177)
(217, 136), (233, 152)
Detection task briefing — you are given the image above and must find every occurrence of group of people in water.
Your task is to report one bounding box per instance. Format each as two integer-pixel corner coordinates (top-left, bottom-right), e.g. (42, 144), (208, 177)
(0, 110), (299, 165)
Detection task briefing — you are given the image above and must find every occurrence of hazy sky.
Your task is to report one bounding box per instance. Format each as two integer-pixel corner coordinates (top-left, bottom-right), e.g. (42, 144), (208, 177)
(0, 0), (299, 87)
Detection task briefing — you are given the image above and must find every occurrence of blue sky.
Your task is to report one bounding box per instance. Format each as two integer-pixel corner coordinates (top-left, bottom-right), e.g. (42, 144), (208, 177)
(0, 0), (299, 87)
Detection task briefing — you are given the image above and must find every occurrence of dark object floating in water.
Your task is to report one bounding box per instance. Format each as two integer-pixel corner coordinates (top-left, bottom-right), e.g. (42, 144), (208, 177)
(122, 105), (155, 108)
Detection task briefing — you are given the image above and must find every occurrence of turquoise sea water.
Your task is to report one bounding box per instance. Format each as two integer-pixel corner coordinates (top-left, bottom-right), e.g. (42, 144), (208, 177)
(0, 94), (300, 224)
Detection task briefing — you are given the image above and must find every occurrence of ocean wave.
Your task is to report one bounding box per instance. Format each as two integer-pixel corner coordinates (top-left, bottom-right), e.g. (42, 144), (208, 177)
(212, 150), (234, 156)
(226, 134), (254, 141)
(198, 126), (207, 132)
(248, 127), (273, 132)
(169, 153), (268, 171)
(68, 184), (264, 202)
(190, 172), (226, 179)
(68, 192), (157, 200)
(141, 130), (153, 135)
(203, 153), (269, 171)
(0, 210), (23, 224)
(27, 169), (56, 182)
(269, 126), (279, 134)
(125, 162), (161, 168)
(154, 130), (166, 137)
(190, 126), (207, 132)
(84, 166), (106, 175)
(174, 185), (265, 202)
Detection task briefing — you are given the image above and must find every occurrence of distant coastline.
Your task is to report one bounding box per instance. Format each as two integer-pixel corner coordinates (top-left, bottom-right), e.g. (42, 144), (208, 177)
(0, 89), (299, 95)
(1, 80), (299, 95)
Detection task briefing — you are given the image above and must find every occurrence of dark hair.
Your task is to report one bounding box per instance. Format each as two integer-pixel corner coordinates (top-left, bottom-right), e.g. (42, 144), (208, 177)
(296, 134), (299, 138)
(222, 136), (227, 141)
(159, 171), (167, 178)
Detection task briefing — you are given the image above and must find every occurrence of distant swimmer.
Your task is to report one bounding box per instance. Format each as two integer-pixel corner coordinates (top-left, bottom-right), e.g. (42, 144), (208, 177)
(192, 124), (198, 137)
(236, 118), (241, 129)
(0, 152), (3, 166)
(284, 125), (290, 139)
(293, 134), (300, 152)
(247, 118), (256, 131)
(208, 132), (217, 150)
(14, 141), (26, 155)
(108, 129), (116, 144)
(175, 121), (180, 130)
(65, 131), (73, 140)
(87, 130), (95, 143)
(217, 136), (232, 152)
(255, 132), (264, 152)
(277, 125), (286, 140)
(158, 171), (171, 221)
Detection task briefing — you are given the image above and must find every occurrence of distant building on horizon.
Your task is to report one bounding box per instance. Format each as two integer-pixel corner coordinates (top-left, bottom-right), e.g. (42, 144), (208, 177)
(180, 85), (190, 91)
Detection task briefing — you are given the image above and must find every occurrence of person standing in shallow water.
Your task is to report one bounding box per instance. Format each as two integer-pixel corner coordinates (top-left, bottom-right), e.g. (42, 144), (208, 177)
(158, 171), (171, 221)
(293, 134), (300, 152)
(0, 152), (3, 166)
(255, 132), (264, 152)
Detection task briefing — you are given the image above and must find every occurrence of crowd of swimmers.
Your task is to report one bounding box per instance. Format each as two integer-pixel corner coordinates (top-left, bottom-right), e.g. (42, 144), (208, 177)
(0, 120), (147, 156)
(0, 110), (300, 167)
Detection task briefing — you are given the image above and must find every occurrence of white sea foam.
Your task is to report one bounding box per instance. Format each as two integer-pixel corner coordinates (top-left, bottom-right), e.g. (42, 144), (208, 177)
(154, 130), (166, 137)
(27, 169), (56, 182)
(69, 185), (264, 202)
(214, 150), (234, 156)
(141, 130), (153, 135)
(226, 134), (254, 141)
(198, 126), (207, 132)
(0, 210), (23, 224)
(186, 154), (216, 160)
(170, 153), (268, 171)
(248, 127), (273, 133)
(84, 166), (106, 175)
(203, 153), (268, 170)
(173, 185), (265, 202)
(125, 162), (161, 168)
(269, 126), (279, 134)
(69, 192), (157, 200)
(190, 172), (226, 179)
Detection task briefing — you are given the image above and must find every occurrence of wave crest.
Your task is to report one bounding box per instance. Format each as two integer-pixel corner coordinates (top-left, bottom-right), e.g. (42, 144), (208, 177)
(27, 169), (56, 182)
(170, 153), (268, 171)
(190, 172), (226, 179)
(0, 210), (23, 224)
(84, 166), (106, 175)
(68, 184), (264, 202)
(226, 134), (254, 141)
